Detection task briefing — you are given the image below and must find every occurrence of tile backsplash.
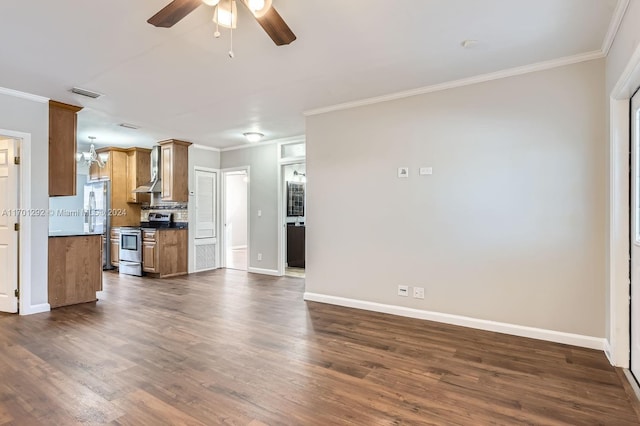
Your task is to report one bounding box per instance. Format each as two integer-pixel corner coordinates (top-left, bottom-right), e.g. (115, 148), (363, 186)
(141, 194), (188, 222)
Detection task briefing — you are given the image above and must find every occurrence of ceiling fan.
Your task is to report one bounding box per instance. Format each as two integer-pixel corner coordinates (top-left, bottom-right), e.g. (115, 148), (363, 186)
(147, 0), (296, 46)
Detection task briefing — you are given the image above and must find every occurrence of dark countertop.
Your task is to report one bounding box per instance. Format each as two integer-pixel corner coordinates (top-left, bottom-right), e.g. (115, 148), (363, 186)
(49, 231), (103, 238)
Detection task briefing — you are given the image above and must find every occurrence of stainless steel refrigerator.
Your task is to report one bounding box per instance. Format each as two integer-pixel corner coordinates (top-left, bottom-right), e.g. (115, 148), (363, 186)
(83, 181), (112, 269)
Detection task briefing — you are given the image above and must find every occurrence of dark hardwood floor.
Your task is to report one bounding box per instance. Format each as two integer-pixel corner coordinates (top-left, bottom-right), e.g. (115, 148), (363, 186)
(0, 269), (639, 425)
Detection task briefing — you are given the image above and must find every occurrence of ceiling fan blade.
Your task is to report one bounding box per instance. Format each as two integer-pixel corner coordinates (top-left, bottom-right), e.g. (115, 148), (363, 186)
(148, 0), (203, 28)
(254, 6), (297, 46)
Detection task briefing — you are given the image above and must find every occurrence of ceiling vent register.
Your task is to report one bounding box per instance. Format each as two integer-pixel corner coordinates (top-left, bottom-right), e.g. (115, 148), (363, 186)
(70, 87), (103, 99)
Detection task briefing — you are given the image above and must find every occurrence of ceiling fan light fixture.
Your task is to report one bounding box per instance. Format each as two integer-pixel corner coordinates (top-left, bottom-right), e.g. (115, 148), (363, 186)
(243, 132), (264, 143)
(246, 0), (272, 17)
(202, 0), (220, 6)
(213, 0), (238, 29)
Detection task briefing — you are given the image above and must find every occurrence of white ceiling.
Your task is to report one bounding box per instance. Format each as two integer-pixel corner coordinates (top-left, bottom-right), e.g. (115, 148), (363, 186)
(0, 0), (619, 149)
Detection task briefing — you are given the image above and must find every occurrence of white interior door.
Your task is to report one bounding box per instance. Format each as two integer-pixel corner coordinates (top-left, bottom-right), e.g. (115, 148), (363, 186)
(193, 168), (217, 272)
(195, 169), (216, 239)
(0, 138), (18, 313)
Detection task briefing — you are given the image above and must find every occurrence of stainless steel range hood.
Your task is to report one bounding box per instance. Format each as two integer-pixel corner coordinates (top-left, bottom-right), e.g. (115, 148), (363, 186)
(133, 146), (162, 193)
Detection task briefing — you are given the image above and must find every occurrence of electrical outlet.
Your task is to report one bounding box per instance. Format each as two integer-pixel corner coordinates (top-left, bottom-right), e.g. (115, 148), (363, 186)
(398, 285), (409, 297)
(257, 253), (262, 261)
(413, 287), (425, 299)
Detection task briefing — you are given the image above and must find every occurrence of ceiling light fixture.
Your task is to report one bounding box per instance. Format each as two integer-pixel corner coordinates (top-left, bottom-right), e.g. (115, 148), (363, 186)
(247, 0), (272, 17)
(213, 0), (238, 29)
(203, 0), (274, 57)
(76, 136), (109, 168)
(243, 132), (264, 143)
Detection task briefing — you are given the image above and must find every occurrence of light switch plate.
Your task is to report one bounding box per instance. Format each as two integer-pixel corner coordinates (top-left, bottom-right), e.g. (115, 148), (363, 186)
(420, 167), (433, 175)
(398, 167), (409, 178)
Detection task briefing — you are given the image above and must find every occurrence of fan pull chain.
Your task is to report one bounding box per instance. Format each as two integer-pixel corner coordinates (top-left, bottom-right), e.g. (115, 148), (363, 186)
(228, 0), (235, 58)
(214, 2), (221, 38)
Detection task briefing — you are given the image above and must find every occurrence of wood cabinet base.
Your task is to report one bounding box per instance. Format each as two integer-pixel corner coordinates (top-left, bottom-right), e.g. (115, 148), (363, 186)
(142, 229), (188, 278)
(48, 235), (102, 309)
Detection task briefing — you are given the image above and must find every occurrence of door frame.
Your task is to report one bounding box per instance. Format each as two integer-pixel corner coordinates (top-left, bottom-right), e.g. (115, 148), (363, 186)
(0, 129), (34, 315)
(609, 42), (640, 367)
(277, 139), (306, 276)
(220, 166), (250, 270)
(278, 160), (306, 276)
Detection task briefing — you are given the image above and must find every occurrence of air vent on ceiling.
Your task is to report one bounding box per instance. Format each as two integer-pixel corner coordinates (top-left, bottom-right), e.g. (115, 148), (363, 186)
(70, 87), (103, 99)
(118, 123), (140, 130)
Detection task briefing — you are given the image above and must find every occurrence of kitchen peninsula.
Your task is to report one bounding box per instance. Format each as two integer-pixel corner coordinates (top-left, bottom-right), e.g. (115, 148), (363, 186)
(48, 233), (103, 309)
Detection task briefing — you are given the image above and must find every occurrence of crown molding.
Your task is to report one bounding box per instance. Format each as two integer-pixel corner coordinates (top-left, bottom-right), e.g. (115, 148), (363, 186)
(220, 135), (305, 152)
(0, 87), (49, 103)
(191, 143), (221, 152)
(304, 50), (605, 117)
(602, 0), (630, 56)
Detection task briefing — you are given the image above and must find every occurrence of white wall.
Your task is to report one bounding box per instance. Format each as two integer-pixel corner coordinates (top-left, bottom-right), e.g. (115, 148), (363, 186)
(0, 92), (48, 309)
(305, 59), (607, 338)
(221, 144), (279, 272)
(225, 173), (248, 248)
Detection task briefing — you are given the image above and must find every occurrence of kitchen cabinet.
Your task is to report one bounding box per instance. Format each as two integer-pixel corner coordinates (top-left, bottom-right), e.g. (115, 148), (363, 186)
(158, 139), (191, 202)
(48, 234), (102, 308)
(110, 227), (120, 267)
(89, 158), (109, 181)
(142, 229), (157, 273)
(126, 148), (151, 204)
(88, 147), (141, 227)
(49, 100), (83, 196)
(142, 228), (187, 277)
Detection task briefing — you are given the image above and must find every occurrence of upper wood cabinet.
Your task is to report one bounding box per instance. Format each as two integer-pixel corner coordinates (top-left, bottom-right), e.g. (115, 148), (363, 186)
(49, 100), (83, 196)
(88, 147), (141, 227)
(126, 148), (151, 204)
(89, 157), (109, 181)
(159, 139), (191, 202)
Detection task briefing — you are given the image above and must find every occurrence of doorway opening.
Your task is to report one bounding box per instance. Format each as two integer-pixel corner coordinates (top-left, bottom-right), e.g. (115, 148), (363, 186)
(223, 169), (249, 271)
(282, 162), (305, 278)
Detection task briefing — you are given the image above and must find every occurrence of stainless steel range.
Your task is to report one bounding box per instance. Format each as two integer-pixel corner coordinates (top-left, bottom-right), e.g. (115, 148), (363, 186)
(118, 213), (174, 277)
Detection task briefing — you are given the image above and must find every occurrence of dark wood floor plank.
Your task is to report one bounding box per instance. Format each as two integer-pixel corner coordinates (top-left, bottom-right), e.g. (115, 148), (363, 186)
(0, 269), (637, 425)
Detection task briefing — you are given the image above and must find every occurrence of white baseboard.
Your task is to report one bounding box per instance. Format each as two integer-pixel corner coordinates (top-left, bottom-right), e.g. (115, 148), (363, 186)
(20, 303), (50, 316)
(604, 339), (613, 364)
(623, 369), (640, 401)
(231, 245), (248, 250)
(248, 267), (281, 277)
(303, 293), (605, 350)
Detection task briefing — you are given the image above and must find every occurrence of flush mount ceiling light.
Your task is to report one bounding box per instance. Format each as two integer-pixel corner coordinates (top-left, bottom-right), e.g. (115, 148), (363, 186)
(76, 136), (109, 168)
(243, 132), (264, 143)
